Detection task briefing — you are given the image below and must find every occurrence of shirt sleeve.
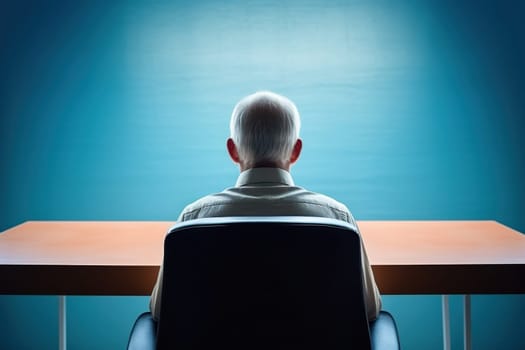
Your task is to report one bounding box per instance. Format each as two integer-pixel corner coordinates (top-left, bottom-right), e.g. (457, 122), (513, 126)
(150, 211), (187, 320)
(149, 264), (162, 321)
(347, 214), (382, 321)
(360, 241), (382, 321)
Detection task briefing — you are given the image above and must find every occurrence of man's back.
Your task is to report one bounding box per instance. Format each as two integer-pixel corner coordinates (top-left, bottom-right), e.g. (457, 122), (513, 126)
(179, 168), (353, 224)
(156, 167), (382, 321)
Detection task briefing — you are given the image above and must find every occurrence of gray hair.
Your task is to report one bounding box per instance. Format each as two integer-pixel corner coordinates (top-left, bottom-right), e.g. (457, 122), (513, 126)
(230, 91), (301, 167)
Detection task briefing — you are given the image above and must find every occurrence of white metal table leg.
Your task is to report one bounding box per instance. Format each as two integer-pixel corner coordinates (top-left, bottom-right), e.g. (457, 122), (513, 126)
(463, 295), (471, 350)
(442, 295), (451, 350)
(59, 296), (67, 350)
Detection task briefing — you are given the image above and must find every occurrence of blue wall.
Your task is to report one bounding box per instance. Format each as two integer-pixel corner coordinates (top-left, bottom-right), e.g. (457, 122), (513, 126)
(1, 0), (524, 349)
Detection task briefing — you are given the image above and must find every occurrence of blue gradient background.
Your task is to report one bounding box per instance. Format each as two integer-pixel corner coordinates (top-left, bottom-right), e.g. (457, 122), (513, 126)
(1, 0), (524, 349)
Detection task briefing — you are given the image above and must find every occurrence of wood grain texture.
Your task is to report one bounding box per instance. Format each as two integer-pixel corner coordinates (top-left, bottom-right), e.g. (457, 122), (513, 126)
(1, 220), (524, 295)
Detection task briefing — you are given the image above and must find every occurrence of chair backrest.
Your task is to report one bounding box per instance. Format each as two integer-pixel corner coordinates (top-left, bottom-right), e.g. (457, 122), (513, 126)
(157, 216), (371, 350)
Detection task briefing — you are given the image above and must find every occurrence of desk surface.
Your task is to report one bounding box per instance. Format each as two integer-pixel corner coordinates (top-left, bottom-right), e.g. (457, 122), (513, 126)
(1, 221), (524, 295)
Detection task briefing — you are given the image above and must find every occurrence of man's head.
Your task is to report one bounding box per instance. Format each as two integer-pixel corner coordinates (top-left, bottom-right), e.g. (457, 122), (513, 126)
(227, 91), (302, 171)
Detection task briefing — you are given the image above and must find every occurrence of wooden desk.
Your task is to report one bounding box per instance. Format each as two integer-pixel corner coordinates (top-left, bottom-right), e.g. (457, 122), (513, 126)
(1, 220), (525, 350)
(1, 220), (524, 295)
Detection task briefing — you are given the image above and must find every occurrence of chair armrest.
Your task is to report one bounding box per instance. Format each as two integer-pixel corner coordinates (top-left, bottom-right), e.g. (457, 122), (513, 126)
(127, 312), (156, 350)
(370, 311), (400, 350)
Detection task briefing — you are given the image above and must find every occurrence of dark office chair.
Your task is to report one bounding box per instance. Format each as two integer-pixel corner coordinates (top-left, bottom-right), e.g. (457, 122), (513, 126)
(127, 216), (400, 350)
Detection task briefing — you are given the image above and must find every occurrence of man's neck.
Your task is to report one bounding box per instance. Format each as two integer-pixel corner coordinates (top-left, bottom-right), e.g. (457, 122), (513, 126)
(240, 161), (290, 172)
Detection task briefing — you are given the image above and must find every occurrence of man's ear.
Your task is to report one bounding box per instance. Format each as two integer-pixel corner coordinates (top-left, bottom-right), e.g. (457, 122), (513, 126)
(289, 138), (302, 164)
(227, 138), (241, 163)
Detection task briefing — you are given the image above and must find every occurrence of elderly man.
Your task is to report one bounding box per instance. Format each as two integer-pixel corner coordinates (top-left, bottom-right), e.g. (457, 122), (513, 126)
(150, 91), (382, 321)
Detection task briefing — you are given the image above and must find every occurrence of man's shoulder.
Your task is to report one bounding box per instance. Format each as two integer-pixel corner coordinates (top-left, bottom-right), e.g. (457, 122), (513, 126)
(177, 184), (355, 225)
(178, 191), (233, 221)
(293, 189), (354, 221)
(304, 191), (350, 211)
